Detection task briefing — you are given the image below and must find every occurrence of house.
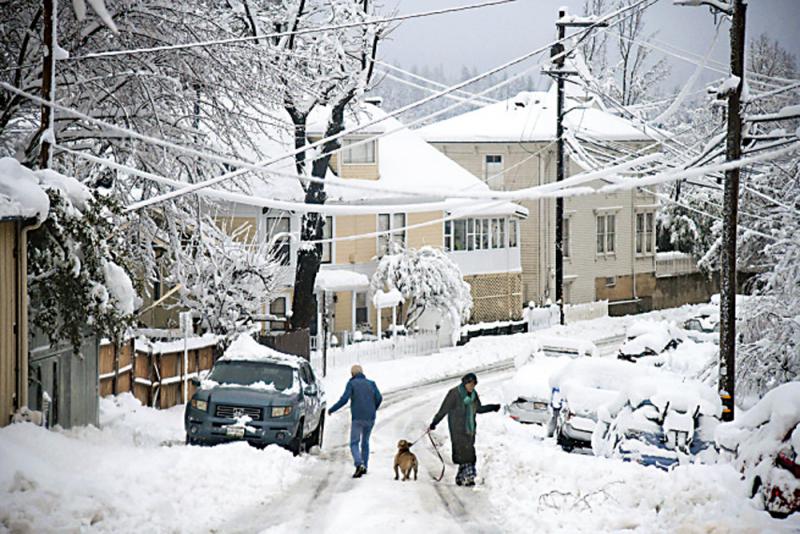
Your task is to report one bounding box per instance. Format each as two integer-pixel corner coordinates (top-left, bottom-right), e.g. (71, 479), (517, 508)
(419, 85), (660, 314)
(197, 101), (528, 344)
(0, 158), (48, 427)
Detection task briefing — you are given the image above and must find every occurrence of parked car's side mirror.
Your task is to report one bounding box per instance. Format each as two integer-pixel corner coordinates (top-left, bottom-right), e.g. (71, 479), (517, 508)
(304, 384), (318, 396)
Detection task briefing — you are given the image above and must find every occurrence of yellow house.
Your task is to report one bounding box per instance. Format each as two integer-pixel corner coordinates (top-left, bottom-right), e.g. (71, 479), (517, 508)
(214, 101), (527, 345)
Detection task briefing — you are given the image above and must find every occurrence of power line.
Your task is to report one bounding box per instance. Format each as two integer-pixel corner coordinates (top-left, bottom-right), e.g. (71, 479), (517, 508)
(125, 0), (655, 211)
(66, 0), (518, 61)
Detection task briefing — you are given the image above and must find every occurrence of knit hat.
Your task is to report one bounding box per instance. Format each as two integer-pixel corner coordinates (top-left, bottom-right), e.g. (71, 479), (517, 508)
(461, 372), (478, 385)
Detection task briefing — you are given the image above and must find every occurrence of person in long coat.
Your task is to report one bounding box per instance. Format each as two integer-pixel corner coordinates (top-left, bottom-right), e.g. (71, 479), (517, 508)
(429, 372), (500, 486)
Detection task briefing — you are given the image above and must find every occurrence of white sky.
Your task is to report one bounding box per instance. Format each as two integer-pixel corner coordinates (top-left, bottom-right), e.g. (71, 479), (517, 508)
(378, 0), (800, 93)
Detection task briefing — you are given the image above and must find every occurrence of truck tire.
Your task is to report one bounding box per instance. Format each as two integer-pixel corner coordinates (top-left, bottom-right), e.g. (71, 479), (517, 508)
(289, 419), (305, 456)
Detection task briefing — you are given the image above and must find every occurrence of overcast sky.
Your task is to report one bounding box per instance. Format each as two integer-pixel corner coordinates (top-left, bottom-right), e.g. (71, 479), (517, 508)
(379, 0), (800, 93)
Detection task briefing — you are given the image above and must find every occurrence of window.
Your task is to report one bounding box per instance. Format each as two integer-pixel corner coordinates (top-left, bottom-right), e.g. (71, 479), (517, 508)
(509, 219), (517, 248)
(355, 292), (368, 326)
(444, 220), (453, 251)
(453, 219), (466, 251)
(319, 216), (333, 264)
(605, 276), (617, 287)
(481, 219), (490, 249)
(636, 212), (655, 255)
(267, 215), (291, 265)
(342, 138), (376, 164)
(269, 297), (287, 332)
(485, 154), (503, 184)
(597, 214), (616, 254)
(378, 213), (406, 255)
(467, 218), (477, 250)
(562, 217), (570, 258)
(499, 219), (506, 248)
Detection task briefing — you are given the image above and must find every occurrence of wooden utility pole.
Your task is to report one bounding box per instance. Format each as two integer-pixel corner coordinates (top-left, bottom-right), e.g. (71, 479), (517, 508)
(548, 8), (607, 325)
(39, 0), (56, 169)
(675, 0), (746, 421)
(554, 8), (567, 326)
(719, 0), (746, 422)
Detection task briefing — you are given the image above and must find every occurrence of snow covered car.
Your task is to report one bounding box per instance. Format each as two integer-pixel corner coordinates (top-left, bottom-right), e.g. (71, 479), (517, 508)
(185, 336), (325, 454)
(715, 383), (800, 518)
(682, 305), (720, 344)
(549, 358), (656, 452)
(504, 354), (571, 428)
(618, 320), (685, 362)
(593, 376), (721, 470)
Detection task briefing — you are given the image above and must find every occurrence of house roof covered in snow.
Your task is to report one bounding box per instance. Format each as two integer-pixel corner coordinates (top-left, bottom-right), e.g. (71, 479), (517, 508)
(418, 84), (652, 144)
(237, 103), (527, 218)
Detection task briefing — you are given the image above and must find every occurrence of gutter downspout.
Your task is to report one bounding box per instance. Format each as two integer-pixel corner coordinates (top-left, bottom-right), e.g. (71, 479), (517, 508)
(18, 217), (44, 413)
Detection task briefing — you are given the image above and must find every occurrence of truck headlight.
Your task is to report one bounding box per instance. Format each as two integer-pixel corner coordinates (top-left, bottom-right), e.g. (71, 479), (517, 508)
(191, 399), (208, 412)
(271, 406), (293, 418)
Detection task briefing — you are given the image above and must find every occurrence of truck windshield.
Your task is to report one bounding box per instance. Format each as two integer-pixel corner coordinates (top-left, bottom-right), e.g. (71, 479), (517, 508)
(207, 361), (294, 390)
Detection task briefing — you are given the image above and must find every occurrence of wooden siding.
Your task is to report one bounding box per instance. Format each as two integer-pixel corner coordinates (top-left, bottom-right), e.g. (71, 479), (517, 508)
(0, 221), (19, 426)
(407, 212), (443, 249)
(334, 214), (377, 264)
(333, 291), (354, 332)
(215, 216), (258, 243)
(339, 163), (379, 181)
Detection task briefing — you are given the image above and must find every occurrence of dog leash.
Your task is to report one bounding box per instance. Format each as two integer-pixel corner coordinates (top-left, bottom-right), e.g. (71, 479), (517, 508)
(426, 430), (446, 482)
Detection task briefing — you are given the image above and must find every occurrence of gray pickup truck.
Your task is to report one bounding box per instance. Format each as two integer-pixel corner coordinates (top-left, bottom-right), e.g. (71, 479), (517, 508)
(184, 340), (325, 455)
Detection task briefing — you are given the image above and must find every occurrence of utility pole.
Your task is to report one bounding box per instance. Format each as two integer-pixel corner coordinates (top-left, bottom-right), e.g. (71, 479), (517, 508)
(675, 0), (745, 421)
(39, 0), (56, 169)
(547, 8), (606, 325)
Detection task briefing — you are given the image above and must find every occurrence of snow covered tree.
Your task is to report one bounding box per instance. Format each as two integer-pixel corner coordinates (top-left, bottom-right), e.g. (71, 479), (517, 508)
(171, 220), (283, 337)
(256, 0), (383, 331)
(580, 0), (670, 106)
(25, 166), (138, 350)
(371, 246), (472, 335)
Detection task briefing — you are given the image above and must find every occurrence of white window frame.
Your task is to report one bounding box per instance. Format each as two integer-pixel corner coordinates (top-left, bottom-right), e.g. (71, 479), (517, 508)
(266, 214), (291, 265)
(635, 211), (656, 256)
(342, 137), (376, 165)
(596, 213), (617, 256)
(562, 216), (570, 258)
(320, 215), (334, 264)
(377, 212), (406, 255)
(485, 154), (504, 183)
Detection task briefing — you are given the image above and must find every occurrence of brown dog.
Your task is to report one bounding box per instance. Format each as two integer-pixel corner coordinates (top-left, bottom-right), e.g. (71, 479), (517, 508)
(393, 439), (418, 481)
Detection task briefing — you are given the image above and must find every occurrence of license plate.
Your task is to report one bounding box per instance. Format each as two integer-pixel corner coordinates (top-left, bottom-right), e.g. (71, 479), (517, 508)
(226, 426), (245, 439)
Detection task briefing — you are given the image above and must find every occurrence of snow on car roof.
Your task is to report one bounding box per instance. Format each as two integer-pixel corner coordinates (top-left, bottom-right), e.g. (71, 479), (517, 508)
(724, 382), (800, 434)
(550, 357), (660, 392)
(219, 334), (303, 369)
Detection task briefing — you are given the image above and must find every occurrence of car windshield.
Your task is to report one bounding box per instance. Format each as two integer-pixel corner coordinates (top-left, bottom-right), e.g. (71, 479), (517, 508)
(207, 361), (294, 390)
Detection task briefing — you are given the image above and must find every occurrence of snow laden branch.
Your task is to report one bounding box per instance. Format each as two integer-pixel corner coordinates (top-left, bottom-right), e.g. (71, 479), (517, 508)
(172, 220), (284, 339)
(371, 246), (472, 344)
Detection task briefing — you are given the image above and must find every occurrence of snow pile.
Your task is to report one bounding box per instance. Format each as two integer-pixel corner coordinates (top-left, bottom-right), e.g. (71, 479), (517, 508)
(503, 355), (572, 404)
(0, 393), (311, 532)
(0, 157), (49, 221)
(620, 320), (684, 356)
(536, 334), (599, 357)
(372, 287), (403, 309)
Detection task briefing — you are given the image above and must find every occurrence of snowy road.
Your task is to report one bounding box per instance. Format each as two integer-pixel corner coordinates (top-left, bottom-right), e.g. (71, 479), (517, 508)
(217, 369), (515, 534)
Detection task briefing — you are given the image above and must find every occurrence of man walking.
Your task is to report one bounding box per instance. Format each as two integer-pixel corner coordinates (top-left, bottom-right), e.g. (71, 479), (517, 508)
(429, 372), (500, 486)
(328, 364), (383, 478)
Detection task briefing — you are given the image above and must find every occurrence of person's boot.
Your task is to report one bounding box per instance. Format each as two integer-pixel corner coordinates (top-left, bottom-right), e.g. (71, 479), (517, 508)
(464, 477), (476, 487)
(353, 465), (366, 478)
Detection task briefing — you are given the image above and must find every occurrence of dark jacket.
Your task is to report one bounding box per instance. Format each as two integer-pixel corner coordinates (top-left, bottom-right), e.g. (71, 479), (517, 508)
(329, 373), (383, 421)
(431, 386), (497, 465)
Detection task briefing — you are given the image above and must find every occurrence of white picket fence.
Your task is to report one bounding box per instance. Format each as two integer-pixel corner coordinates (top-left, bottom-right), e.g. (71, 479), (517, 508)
(310, 333), (439, 372)
(564, 300), (608, 323)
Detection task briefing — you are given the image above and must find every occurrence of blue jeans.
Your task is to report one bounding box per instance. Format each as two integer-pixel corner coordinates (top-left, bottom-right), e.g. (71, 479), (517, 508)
(349, 419), (374, 468)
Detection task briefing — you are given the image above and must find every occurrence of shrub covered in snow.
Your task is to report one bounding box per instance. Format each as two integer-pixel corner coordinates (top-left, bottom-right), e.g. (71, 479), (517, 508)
(371, 245), (472, 338)
(27, 169), (138, 349)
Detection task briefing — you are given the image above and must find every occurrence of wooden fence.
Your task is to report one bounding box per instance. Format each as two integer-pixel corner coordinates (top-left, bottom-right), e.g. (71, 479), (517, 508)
(99, 336), (219, 410)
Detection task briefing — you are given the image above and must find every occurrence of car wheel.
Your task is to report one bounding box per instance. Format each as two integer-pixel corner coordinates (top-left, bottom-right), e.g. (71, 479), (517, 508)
(313, 413), (325, 449)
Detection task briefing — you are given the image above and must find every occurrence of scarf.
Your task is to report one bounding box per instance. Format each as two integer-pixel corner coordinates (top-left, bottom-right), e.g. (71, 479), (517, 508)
(458, 384), (477, 435)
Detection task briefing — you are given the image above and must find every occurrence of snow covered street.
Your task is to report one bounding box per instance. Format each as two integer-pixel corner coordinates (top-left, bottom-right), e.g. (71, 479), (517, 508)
(2, 318), (799, 532)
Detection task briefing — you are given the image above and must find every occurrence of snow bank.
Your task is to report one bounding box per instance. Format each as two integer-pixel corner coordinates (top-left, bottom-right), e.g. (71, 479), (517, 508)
(0, 157), (49, 221)
(0, 393), (311, 532)
(35, 168), (92, 211)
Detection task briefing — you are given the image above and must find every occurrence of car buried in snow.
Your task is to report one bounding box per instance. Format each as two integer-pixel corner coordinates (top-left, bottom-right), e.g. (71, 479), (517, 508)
(617, 320), (685, 363)
(184, 335), (325, 455)
(715, 382), (800, 518)
(548, 358), (658, 452)
(504, 353), (572, 429)
(592, 376), (721, 470)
